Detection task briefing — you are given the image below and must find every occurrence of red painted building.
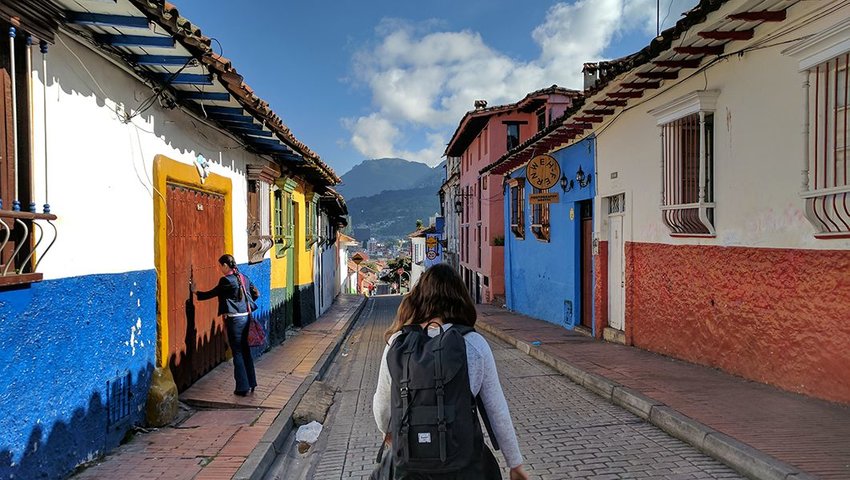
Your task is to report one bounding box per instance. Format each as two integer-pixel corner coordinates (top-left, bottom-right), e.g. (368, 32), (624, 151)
(445, 87), (580, 303)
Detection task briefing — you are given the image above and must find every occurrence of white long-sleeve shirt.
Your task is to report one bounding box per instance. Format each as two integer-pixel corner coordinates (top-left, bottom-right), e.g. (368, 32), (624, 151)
(372, 324), (524, 468)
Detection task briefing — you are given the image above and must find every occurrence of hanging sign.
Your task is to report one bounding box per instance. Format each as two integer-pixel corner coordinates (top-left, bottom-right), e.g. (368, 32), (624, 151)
(424, 234), (442, 267)
(529, 192), (560, 204)
(526, 154), (561, 190)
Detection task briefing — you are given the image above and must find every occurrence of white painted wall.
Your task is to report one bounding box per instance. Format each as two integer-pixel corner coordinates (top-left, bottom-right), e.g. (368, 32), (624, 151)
(594, 1), (850, 251)
(319, 214), (337, 314)
(27, 32), (272, 280)
(410, 236), (426, 288)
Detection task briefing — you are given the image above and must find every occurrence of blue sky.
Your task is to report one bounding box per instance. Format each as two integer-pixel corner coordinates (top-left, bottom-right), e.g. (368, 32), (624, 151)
(173, 0), (698, 175)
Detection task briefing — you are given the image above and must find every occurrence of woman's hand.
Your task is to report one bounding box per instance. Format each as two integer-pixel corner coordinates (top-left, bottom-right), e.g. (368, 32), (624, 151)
(510, 465), (529, 480)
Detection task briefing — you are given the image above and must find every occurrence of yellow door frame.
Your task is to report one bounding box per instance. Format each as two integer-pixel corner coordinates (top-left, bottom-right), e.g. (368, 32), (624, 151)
(152, 154), (233, 369)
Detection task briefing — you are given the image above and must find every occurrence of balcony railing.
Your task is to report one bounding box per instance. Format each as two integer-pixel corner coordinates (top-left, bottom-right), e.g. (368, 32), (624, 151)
(802, 185), (850, 238)
(661, 202), (715, 237)
(0, 209), (58, 287)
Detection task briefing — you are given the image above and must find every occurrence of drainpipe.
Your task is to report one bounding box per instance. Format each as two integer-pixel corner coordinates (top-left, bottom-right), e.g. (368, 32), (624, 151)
(26, 35), (35, 213)
(40, 40), (49, 213)
(9, 27), (19, 210)
(801, 69), (810, 192)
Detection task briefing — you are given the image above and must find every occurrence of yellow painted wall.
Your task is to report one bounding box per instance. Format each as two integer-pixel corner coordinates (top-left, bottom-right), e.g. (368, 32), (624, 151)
(152, 155), (233, 369)
(294, 182), (315, 286)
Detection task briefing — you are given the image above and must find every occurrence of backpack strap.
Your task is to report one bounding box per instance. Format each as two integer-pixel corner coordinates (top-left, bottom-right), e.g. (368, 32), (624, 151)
(399, 333), (415, 464)
(431, 325), (449, 462)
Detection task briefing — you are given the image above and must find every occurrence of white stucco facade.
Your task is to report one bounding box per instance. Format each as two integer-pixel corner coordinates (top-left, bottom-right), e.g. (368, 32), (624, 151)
(29, 31), (266, 279)
(593, 1), (850, 252)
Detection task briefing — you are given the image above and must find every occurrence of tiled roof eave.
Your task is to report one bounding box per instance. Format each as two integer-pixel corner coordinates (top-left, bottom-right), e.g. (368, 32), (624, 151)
(126, 0), (340, 185)
(444, 85), (581, 157)
(481, 0), (799, 177)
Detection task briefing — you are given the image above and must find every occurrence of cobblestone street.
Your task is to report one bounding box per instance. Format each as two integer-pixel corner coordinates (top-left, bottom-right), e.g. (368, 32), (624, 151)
(265, 296), (744, 479)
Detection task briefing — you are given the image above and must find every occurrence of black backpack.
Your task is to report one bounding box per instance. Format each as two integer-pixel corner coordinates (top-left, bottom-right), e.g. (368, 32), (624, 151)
(386, 323), (499, 475)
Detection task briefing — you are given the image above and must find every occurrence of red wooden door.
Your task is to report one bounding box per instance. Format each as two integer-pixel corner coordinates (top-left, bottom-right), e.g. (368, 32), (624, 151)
(580, 202), (593, 329)
(166, 184), (227, 391)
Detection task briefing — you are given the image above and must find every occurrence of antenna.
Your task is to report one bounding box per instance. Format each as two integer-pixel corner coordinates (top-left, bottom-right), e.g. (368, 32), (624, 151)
(657, 0), (660, 36)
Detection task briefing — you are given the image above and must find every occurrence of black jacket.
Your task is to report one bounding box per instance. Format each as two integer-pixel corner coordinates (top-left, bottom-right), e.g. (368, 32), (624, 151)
(197, 273), (259, 316)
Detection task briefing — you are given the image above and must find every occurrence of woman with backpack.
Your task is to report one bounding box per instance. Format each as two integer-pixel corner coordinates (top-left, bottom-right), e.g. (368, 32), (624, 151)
(372, 263), (529, 480)
(194, 254), (260, 397)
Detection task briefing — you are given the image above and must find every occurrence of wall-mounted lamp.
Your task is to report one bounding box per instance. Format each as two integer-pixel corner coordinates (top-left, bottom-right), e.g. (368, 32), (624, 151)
(560, 174), (574, 193)
(576, 165), (592, 188)
(454, 189), (474, 215)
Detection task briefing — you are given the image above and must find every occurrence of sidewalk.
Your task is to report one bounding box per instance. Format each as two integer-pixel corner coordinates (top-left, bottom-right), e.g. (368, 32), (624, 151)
(476, 305), (850, 480)
(73, 295), (366, 480)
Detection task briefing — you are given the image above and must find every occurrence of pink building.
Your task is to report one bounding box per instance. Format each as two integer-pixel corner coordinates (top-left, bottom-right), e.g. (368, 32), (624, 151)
(445, 87), (580, 303)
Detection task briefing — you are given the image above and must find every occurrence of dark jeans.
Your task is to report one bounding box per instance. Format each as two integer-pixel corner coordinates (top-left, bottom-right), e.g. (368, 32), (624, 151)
(225, 315), (257, 392)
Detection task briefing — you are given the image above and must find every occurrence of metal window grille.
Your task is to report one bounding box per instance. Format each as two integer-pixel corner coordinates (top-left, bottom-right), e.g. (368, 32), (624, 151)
(107, 372), (132, 430)
(802, 54), (850, 236)
(661, 112), (715, 235)
(608, 193), (625, 215)
(530, 186), (551, 242)
(510, 181), (525, 238)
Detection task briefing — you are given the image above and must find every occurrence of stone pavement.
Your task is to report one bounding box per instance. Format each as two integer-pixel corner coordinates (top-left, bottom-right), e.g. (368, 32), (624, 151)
(475, 304), (850, 480)
(274, 296), (745, 480)
(73, 295), (366, 480)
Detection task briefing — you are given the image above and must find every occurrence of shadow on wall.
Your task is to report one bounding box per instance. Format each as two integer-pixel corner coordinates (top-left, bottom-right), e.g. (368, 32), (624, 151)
(46, 33), (259, 198)
(0, 365), (153, 480)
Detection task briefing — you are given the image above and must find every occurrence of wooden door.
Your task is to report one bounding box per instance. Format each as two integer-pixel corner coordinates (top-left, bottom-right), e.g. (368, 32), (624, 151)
(166, 184), (227, 391)
(580, 201), (593, 329)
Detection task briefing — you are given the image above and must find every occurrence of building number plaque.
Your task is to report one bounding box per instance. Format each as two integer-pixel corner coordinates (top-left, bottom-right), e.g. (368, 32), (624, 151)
(526, 154), (560, 190)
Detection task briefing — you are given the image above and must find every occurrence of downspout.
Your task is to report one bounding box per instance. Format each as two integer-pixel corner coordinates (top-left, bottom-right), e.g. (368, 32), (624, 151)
(802, 69), (811, 193)
(41, 41), (49, 213)
(696, 110), (714, 234)
(26, 35), (35, 213)
(9, 27), (19, 211)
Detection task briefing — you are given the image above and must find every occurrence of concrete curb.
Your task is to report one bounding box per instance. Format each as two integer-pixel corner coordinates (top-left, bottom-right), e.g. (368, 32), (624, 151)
(475, 320), (813, 480)
(234, 296), (369, 480)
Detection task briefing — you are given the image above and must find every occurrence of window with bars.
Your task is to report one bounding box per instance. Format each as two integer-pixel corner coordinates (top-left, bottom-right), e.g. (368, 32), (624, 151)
(246, 175), (273, 263)
(659, 111), (715, 236)
(0, 19), (57, 286)
(802, 54), (850, 236)
(305, 197), (318, 248)
(273, 189), (293, 257)
(509, 178), (525, 239)
(530, 187), (551, 242)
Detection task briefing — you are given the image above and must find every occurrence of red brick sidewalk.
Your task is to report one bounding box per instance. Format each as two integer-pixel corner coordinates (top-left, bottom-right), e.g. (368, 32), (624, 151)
(73, 295), (365, 480)
(476, 305), (850, 479)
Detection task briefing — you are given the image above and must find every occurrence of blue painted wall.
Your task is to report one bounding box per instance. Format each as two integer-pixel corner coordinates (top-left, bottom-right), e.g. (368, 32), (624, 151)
(0, 270), (156, 480)
(504, 136), (595, 329)
(240, 259), (271, 355)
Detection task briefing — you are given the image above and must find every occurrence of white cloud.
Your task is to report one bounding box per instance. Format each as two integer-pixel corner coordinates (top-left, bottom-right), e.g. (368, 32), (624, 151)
(345, 0), (699, 164)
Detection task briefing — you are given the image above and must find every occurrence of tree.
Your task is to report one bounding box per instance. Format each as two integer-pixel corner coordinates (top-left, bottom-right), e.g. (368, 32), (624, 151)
(381, 256), (412, 290)
(415, 219), (423, 229)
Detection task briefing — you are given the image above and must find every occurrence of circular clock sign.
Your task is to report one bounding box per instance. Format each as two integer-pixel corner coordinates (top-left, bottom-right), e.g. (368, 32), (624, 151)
(526, 154), (561, 190)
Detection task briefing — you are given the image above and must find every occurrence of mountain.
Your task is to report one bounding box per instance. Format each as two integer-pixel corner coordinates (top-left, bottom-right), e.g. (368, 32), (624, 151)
(338, 158), (445, 242)
(346, 186), (441, 240)
(337, 158), (444, 200)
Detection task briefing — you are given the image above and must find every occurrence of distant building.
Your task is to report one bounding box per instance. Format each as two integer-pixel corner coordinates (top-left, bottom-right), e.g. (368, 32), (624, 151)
(446, 86), (581, 303)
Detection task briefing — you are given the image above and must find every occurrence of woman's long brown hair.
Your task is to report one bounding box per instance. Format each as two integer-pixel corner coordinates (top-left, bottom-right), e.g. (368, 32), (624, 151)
(385, 263), (477, 342)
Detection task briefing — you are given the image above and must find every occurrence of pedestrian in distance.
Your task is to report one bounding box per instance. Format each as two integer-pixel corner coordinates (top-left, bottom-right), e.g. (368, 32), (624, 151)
(372, 263), (529, 480)
(193, 254), (260, 397)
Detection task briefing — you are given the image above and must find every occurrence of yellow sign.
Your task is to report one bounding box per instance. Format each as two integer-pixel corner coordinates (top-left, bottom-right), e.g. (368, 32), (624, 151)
(529, 192), (559, 204)
(527, 154), (561, 190)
